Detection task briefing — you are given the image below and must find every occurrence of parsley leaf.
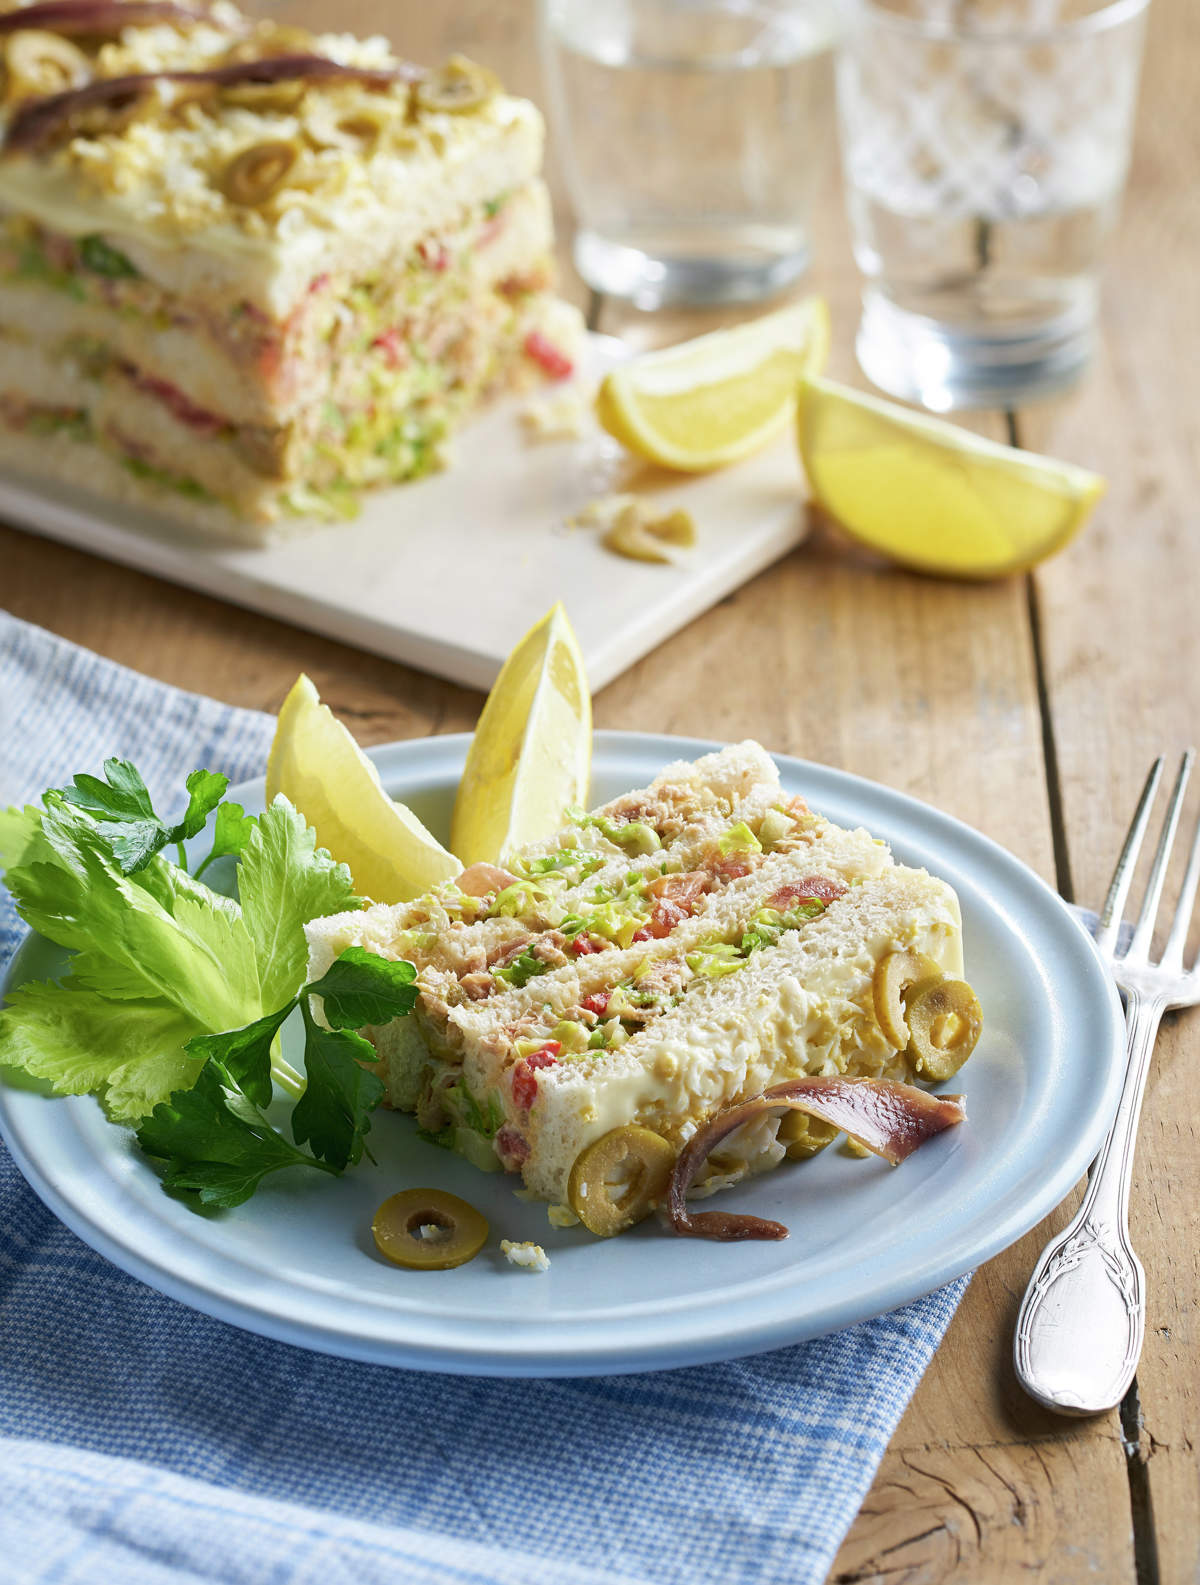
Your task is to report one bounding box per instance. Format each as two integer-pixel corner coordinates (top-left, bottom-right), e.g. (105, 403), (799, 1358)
(60, 759), (155, 822)
(57, 760), (229, 875)
(121, 942), (403, 1205)
(193, 801), (256, 878)
(182, 1002), (295, 1111)
(493, 946), (543, 988)
(78, 235), (140, 279)
(136, 1061), (334, 1209)
(306, 946), (417, 1029)
(176, 769), (230, 840)
(292, 1001), (384, 1170)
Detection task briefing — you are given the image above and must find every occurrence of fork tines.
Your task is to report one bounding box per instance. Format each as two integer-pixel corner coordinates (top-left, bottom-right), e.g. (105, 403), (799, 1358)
(1097, 750), (1200, 980)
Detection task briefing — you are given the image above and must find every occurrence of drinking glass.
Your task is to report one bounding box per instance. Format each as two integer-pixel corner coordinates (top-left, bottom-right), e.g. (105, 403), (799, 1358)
(540, 0), (840, 309)
(837, 0), (1150, 410)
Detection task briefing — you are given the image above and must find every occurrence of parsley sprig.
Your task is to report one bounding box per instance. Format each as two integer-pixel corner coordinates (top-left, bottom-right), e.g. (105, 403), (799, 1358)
(138, 949), (417, 1208)
(56, 758), (235, 875)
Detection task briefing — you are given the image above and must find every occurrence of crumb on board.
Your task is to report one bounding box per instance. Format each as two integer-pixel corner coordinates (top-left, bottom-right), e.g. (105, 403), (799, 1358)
(568, 494), (697, 564)
(547, 1203), (580, 1229)
(501, 1239), (551, 1273)
(567, 493), (635, 530)
(521, 385), (594, 441)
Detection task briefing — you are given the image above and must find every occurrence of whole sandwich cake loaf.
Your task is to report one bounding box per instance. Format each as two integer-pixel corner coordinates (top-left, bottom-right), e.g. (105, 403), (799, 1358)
(0, 0), (582, 538)
(307, 743), (982, 1232)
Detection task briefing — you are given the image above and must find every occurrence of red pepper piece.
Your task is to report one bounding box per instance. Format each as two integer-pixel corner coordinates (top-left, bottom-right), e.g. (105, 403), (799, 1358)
(511, 1046), (559, 1112)
(524, 330), (573, 380)
(765, 875), (847, 912)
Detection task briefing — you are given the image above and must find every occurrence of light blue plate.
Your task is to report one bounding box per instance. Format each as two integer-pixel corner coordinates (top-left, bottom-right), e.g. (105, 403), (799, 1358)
(0, 732), (1125, 1377)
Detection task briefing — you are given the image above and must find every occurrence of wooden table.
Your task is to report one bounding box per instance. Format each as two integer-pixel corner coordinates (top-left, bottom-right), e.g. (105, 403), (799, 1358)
(3, 2), (1197, 1578)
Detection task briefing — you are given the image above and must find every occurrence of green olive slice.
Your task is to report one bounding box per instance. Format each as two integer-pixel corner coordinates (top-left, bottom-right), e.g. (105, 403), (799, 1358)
(906, 979), (983, 1081)
(218, 139), (299, 206)
(872, 949), (943, 1049)
(568, 1125), (675, 1237)
(777, 1110), (840, 1161)
(371, 1187), (488, 1270)
(335, 107), (393, 147)
(416, 55), (498, 115)
(6, 31), (90, 101)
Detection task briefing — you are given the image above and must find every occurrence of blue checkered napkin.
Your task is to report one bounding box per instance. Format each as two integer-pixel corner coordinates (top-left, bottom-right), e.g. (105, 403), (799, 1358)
(0, 612), (969, 1585)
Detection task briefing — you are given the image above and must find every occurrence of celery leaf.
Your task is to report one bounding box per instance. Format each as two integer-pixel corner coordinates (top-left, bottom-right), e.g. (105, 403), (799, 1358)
(236, 796), (360, 1014)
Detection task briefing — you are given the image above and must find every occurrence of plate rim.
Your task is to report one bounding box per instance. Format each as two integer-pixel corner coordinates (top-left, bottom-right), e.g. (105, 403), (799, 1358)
(0, 730), (1126, 1375)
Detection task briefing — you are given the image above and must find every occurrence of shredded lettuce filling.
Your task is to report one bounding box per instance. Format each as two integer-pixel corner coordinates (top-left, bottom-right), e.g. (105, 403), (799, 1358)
(78, 235), (140, 280)
(419, 1081), (506, 1172)
(494, 946), (544, 989)
(513, 847), (603, 880)
(517, 892), (840, 1053)
(122, 454), (217, 504)
(718, 822), (763, 857)
(10, 239), (85, 300)
(568, 807), (662, 855)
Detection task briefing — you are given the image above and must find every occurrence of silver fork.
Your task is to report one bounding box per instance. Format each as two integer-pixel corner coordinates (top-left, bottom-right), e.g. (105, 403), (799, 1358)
(1014, 751), (1200, 1416)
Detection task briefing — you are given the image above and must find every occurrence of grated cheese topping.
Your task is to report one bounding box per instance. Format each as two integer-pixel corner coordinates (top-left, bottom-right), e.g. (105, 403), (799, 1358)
(0, 1), (530, 241)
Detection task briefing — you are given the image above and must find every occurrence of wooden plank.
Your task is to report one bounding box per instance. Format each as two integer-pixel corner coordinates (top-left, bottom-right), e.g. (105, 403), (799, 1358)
(830, 1428), (1133, 1583)
(1019, 0), (1200, 1576)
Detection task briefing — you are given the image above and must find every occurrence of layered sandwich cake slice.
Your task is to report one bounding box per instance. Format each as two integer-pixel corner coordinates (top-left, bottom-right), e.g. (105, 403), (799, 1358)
(305, 743), (982, 1232)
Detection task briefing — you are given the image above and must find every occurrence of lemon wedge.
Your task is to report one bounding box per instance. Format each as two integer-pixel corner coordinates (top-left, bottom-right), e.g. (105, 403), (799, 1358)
(451, 603), (591, 867)
(797, 374), (1105, 579)
(596, 296), (830, 471)
(266, 674), (459, 904)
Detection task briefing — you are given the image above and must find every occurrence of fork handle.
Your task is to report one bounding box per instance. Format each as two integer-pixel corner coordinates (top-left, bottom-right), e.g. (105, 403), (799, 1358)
(1013, 989), (1166, 1416)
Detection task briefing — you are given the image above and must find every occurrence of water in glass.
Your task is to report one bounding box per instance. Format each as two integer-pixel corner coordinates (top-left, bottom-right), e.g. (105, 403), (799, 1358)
(838, 0), (1148, 409)
(542, 0), (839, 308)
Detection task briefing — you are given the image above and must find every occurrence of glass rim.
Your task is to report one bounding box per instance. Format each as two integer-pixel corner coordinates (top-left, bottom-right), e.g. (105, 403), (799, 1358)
(850, 0), (1150, 46)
